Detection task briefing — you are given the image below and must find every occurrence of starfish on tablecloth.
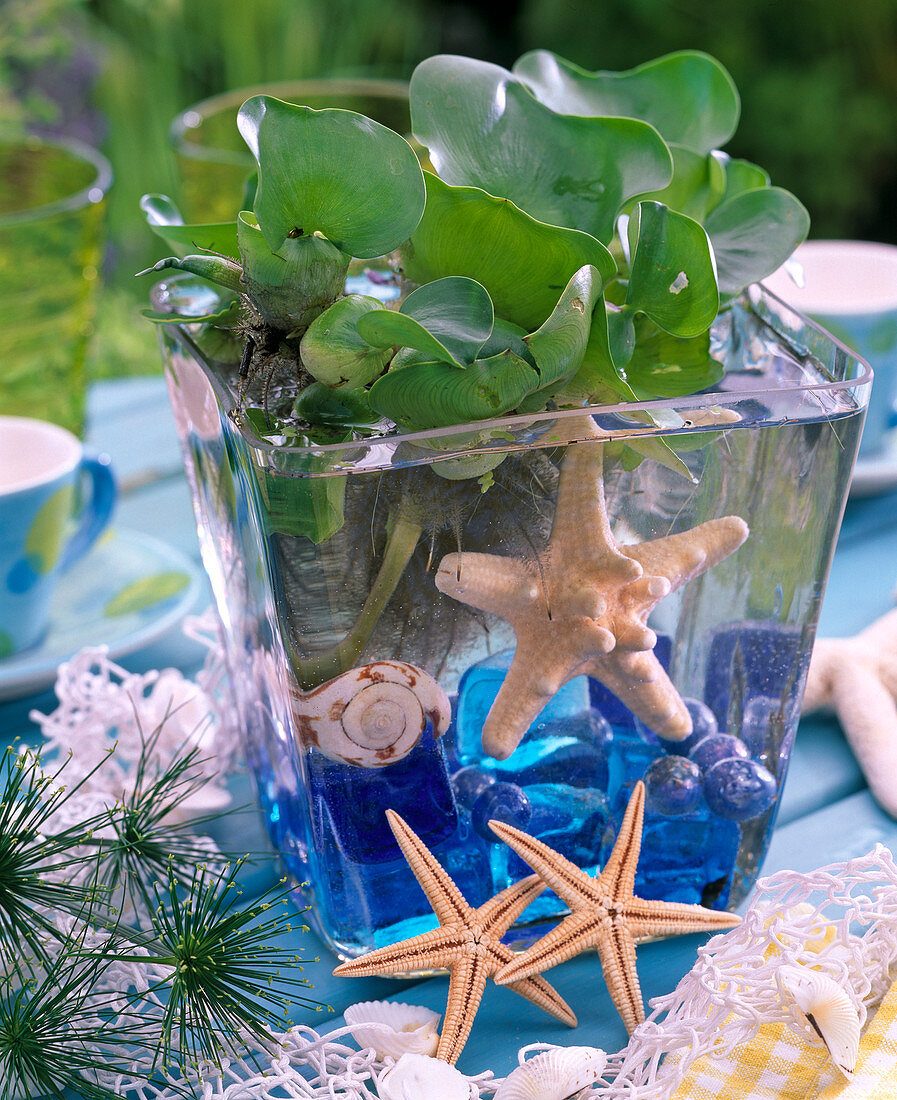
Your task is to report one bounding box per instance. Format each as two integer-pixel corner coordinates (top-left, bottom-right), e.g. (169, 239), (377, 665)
(332, 809), (576, 1063)
(491, 780), (741, 1034)
(435, 425), (749, 758)
(802, 606), (897, 818)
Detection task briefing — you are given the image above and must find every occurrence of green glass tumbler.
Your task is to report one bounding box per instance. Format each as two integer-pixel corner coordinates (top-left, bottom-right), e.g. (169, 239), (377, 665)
(170, 78), (412, 224)
(0, 134), (112, 438)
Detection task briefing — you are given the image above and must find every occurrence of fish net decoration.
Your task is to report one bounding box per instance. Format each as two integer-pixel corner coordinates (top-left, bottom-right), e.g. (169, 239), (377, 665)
(93, 1022), (492, 1099)
(28, 643), (236, 804)
(592, 843), (897, 1098)
(22, 641), (897, 1098)
(34, 846), (897, 1099)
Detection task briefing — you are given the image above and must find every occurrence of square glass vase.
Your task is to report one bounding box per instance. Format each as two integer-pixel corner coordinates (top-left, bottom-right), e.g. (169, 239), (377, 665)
(154, 276), (870, 960)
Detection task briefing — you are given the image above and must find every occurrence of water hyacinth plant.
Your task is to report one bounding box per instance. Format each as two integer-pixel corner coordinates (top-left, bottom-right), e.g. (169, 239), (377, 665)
(142, 51), (807, 423)
(140, 49), (809, 696)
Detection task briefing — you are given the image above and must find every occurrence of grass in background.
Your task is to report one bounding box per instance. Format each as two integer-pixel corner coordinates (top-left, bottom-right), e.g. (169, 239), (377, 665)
(5, 0), (897, 384)
(87, 0), (439, 380)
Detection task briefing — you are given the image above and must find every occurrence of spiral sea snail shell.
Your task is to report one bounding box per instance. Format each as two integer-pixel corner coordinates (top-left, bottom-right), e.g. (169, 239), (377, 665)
(291, 660), (452, 768)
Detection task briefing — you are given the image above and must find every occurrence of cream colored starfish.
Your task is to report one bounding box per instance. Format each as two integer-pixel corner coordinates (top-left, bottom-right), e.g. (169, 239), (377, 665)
(332, 809), (576, 1063)
(435, 426), (749, 758)
(802, 606), (897, 818)
(491, 780), (741, 1034)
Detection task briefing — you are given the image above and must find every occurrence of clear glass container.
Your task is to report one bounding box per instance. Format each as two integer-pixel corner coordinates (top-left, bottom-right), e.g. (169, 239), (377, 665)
(154, 276), (870, 959)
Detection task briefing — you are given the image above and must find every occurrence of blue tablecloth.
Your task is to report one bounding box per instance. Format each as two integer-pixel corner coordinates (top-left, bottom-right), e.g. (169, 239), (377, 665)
(4, 377), (897, 1083)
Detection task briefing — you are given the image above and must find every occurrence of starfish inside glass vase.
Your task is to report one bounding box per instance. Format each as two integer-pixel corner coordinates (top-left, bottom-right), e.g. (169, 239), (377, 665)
(436, 420), (749, 759)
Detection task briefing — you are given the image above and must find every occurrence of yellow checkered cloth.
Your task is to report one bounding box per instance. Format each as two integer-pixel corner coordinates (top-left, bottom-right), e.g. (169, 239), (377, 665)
(817, 979), (897, 1099)
(669, 1020), (838, 1099)
(669, 979), (897, 1099)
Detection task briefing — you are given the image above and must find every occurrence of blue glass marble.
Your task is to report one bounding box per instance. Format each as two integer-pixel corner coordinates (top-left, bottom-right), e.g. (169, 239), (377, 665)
(451, 765), (496, 812)
(472, 781), (533, 842)
(659, 696), (718, 756)
(704, 757), (778, 821)
(503, 783), (609, 902)
(690, 733), (750, 772)
(505, 717), (610, 789)
(604, 800), (740, 908)
(607, 723), (664, 813)
(643, 756), (704, 816)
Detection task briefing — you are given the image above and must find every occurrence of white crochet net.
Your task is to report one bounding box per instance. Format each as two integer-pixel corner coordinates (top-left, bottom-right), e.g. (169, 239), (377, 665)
(28, 632), (239, 815)
(93, 1021), (494, 1099)
(17, 636), (897, 1098)
(46, 845), (897, 1099)
(592, 843), (897, 1098)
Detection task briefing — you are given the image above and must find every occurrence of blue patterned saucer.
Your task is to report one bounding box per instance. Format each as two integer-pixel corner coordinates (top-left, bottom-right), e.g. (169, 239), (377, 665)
(0, 528), (203, 701)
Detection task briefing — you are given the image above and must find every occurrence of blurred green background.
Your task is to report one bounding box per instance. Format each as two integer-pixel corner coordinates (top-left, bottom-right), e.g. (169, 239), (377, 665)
(4, 0), (897, 384)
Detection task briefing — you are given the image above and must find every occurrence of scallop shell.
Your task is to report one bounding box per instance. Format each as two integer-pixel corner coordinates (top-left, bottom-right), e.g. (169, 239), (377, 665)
(344, 1000), (441, 1059)
(291, 661), (452, 767)
(777, 964), (861, 1078)
(377, 1051), (471, 1100)
(493, 1045), (608, 1100)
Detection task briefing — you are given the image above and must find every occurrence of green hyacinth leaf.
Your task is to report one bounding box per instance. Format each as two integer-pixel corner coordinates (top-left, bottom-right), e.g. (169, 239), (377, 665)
(400, 276), (495, 365)
(390, 345), (438, 371)
(369, 349), (538, 430)
(718, 157), (770, 204)
(525, 264), (603, 389)
(476, 316), (536, 366)
(623, 435), (696, 481)
(401, 173), (615, 330)
(513, 49), (740, 155)
(633, 145), (727, 222)
(705, 186), (811, 297)
(238, 211), (349, 331)
(238, 95), (426, 258)
(140, 193), (240, 259)
(300, 295), (391, 388)
(556, 299), (636, 404)
(141, 299), (242, 326)
(294, 381), (380, 427)
(411, 55), (671, 243)
(137, 254), (244, 295)
(357, 309), (463, 367)
(258, 466), (347, 544)
(626, 202), (719, 337)
(625, 320), (724, 399)
(246, 424), (350, 544)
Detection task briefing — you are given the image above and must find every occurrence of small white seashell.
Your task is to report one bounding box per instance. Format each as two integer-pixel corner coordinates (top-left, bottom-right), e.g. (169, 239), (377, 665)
(493, 1045), (608, 1100)
(377, 1051), (471, 1100)
(777, 964), (861, 1079)
(344, 999), (441, 1059)
(291, 660), (452, 768)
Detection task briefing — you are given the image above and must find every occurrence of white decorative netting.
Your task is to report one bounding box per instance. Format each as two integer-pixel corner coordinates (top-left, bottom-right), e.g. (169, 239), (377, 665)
(58, 846), (897, 1099)
(594, 844), (897, 1097)
(15, 633), (897, 1098)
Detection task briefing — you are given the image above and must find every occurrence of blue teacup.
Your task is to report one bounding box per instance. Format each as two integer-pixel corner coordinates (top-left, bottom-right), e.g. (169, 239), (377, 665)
(765, 240), (897, 460)
(0, 416), (116, 657)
